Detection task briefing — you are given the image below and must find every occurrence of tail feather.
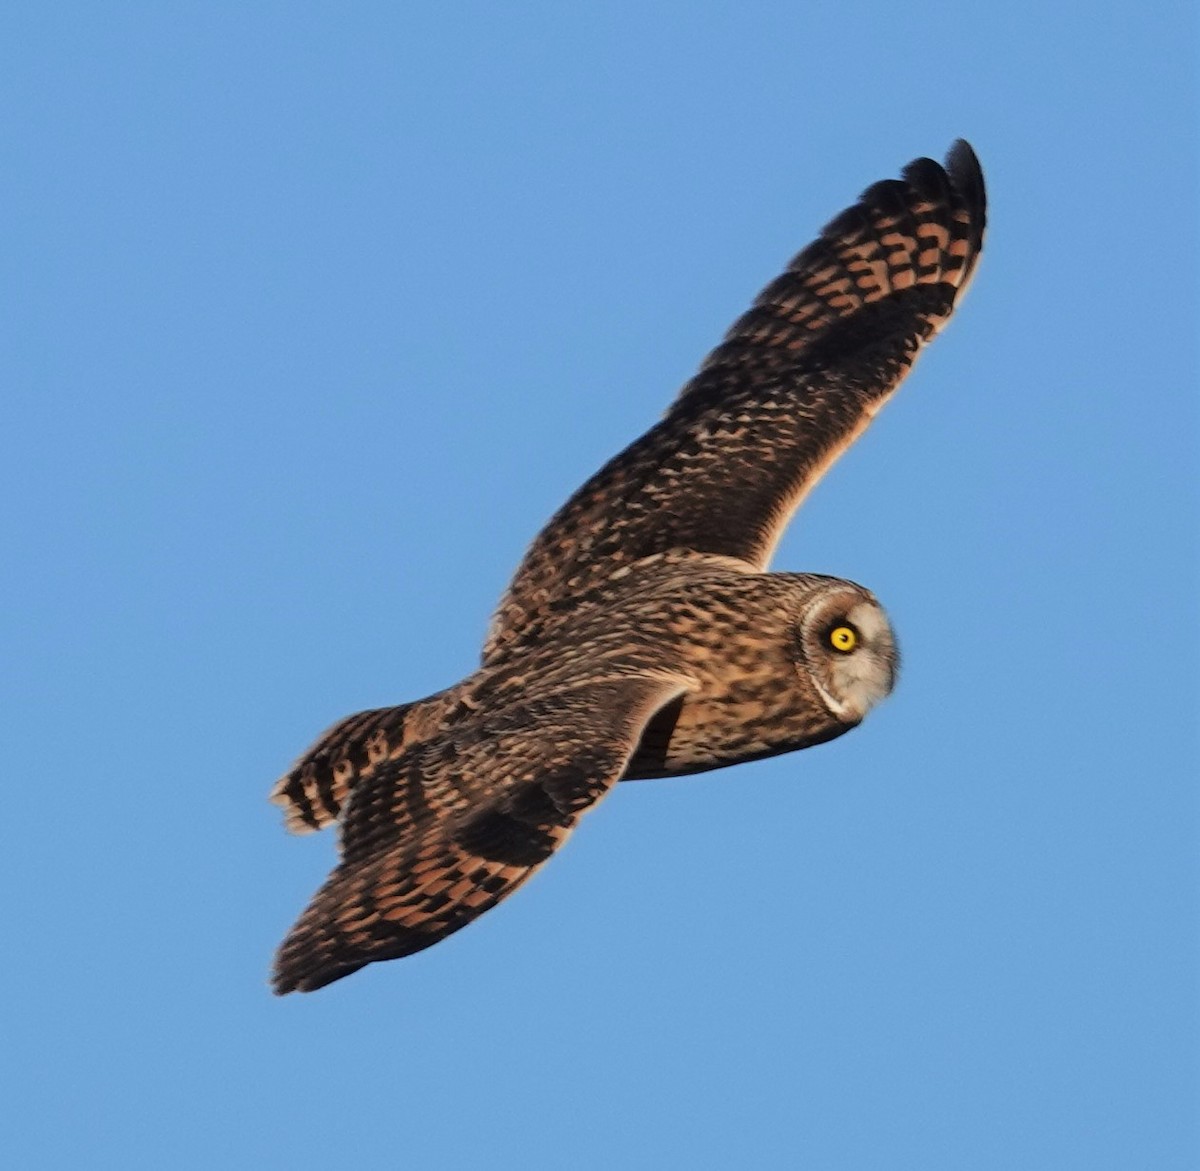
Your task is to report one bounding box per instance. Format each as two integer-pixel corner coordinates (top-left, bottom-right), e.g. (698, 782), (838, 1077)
(270, 703), (415, 833)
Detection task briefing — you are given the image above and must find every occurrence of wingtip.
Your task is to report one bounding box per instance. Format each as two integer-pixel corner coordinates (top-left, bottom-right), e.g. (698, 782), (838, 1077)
(942, 138), (987, 292)
(945, 138), (982, 182)
(894, 139), (985, 226)
(270, 954), (342, 996)
(899, 153), (954, 204)
(945, 138), (986, 223)
(846, 138), (985, 245)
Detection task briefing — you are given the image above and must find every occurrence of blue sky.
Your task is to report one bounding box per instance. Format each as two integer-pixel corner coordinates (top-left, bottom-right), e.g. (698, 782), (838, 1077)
(3, 3), (1197, 1168)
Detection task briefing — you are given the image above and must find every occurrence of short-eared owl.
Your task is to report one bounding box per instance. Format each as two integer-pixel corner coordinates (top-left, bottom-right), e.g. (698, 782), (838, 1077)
(271, 141), (986, 993)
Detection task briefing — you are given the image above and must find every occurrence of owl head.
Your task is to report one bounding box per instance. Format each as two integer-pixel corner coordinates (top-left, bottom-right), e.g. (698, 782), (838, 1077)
(792, 579), (899, 724)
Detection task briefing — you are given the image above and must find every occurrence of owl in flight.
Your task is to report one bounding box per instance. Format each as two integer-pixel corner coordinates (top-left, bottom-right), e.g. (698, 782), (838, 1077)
(270, 141), (986, 993)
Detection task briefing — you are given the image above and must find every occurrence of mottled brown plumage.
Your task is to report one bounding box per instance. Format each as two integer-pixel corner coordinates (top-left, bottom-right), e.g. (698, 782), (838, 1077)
(270, 142), (986, 994)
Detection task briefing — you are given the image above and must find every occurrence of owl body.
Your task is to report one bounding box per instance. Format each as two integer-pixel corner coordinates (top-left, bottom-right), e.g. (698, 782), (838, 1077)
(282, 559), (898, 828)
(495, 556), (899, 779)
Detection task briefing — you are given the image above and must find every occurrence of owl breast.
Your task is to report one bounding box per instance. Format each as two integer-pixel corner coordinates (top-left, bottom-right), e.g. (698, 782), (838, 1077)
(622, 673), (854, 780)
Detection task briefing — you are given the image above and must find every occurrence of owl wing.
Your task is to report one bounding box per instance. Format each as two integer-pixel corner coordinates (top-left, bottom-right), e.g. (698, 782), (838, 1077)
(484, 140), (985, 664)
(272, 670), (693, 994)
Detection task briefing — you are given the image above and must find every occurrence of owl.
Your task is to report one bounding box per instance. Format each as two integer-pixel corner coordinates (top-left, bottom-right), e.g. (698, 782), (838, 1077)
(270, 140), (986, 993)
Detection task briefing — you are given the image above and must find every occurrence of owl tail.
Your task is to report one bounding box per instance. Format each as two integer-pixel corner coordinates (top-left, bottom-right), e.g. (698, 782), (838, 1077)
(270, 701), (418, 834)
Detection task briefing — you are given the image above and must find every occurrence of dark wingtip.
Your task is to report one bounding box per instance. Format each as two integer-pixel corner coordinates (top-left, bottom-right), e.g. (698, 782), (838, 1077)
(900, 154), (953, 204)
(945, 139), (983, 191)
(945, 138), (986, 232)
(271, 955), (368, 996)
(270, 958), (301, 996)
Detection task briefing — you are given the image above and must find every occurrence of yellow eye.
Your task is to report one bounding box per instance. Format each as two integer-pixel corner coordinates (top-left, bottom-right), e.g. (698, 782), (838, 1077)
(829, 625), (857, 653)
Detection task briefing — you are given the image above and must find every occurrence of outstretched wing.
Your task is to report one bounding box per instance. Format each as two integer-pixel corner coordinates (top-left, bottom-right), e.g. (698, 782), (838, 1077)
(272, 671), (692, 994)
(484, 140), (985, 664)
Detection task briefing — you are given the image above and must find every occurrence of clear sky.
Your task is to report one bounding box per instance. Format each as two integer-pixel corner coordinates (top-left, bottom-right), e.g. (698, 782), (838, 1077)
(4, 3), (1197, 1168)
